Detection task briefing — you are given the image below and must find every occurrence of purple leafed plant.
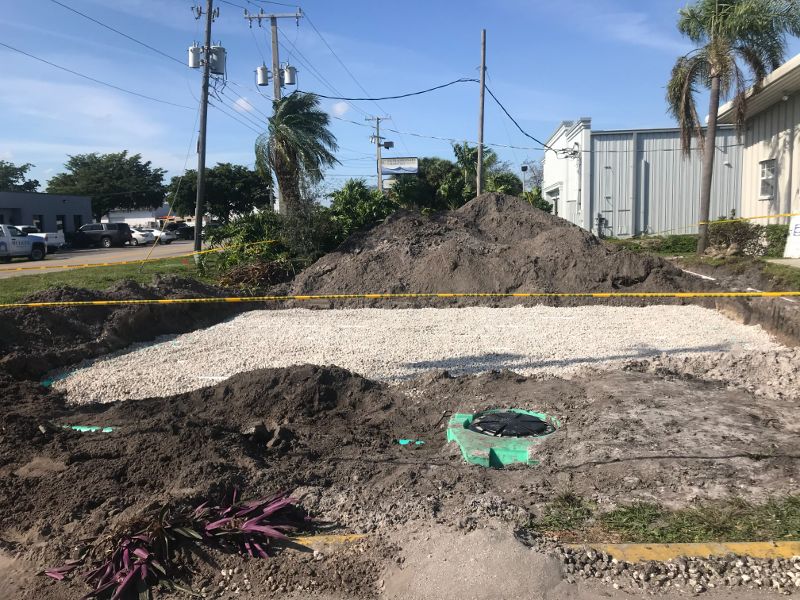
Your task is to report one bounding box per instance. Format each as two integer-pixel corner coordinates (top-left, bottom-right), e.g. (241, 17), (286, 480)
(44, 490), (309, 599)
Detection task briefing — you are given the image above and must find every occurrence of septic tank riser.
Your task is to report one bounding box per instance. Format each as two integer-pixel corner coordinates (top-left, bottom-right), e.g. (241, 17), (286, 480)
(446, 409), (560, 468)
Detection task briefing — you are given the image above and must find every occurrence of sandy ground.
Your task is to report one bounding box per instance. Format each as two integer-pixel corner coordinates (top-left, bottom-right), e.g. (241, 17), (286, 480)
(53, 305), (783, 404)
(0, 240), (195, 279)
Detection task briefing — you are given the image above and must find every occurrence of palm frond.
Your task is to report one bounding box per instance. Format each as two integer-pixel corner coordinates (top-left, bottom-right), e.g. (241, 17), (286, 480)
(666, 52), (709, 155)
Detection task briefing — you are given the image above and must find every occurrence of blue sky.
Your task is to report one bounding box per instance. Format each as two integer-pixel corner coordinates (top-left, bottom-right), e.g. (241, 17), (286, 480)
(2, 0), (800, 192)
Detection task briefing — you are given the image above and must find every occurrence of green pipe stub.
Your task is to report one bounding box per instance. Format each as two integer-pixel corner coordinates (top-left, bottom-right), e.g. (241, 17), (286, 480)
(446, 408), (560, 468)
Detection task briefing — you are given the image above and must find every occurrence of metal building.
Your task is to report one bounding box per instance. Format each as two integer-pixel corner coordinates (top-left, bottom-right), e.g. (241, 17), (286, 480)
(542, 118), (742, 237)
(718, 52), (800, 224)
(0, 191), (93, 233)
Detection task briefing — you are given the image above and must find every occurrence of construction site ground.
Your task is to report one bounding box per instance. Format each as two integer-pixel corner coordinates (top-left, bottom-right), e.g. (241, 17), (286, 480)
(1, 195), (798, 599)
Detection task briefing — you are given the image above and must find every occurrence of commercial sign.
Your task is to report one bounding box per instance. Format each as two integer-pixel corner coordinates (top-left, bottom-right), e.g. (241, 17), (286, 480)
(785, 215), (800, 258)
(381, 157), (419, 175)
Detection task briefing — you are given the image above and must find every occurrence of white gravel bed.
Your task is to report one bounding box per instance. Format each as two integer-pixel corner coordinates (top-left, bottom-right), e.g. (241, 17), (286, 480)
(53, 305), (784, 404)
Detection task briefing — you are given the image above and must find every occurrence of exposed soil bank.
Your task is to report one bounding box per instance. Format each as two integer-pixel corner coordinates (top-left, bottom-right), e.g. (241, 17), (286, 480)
(0, 276), (248, 380)
(2, 365), (798, 598)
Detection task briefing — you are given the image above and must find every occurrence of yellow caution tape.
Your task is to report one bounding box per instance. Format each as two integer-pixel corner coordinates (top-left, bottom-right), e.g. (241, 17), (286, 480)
(292, 533), (367, 546)
(0, 239), (278, 273)
(1, 290), (799, 310)
(698, 211), (800, 225)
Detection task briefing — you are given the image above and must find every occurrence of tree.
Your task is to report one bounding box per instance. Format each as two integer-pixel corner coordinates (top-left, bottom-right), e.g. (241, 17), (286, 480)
(452, 142), (498, 203)
(487, 171), (523, 195)
(255, 92), (338, 218)
(523, 188), (553, 213)
(47, 151), (165, 220)
(167, 163), (271, 223)
(667, 0), (800, 254)
(330, 178), (398, 240)
(0, 161), (39, 192)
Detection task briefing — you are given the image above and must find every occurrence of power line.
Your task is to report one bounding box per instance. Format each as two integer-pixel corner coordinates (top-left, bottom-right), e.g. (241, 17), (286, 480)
(302, 10), (411, 152)
(48, 0), (186, 67)
(208, 99), (262, 134)
(277, 29), (369, 118)
(0, 41), (193, 109)
(299, 78), (478, 101)
(483, 85), (553, 150)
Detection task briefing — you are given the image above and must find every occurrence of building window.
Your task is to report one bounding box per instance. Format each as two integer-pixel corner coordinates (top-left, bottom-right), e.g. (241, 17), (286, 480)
(0, 215), (4, 224)
(73, 215), (83, 231)
(33, 214), (44, 230)
(56, 215), (66, 232)
(760, 159), (776, 199)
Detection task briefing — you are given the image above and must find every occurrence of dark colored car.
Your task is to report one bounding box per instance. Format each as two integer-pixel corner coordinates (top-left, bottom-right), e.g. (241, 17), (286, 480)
(165, 222), (194, 240)
(75, 223), (133, 248)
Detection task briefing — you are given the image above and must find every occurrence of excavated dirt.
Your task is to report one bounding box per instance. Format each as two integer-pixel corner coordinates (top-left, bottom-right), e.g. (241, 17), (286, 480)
(0, 276), (249, 380)
(291, 193), (708, 302)
(2, 364), (799, 599)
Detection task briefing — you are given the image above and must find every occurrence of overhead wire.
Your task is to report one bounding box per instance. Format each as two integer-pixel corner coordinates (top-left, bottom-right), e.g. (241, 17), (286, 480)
(302, 11), (411, 153)
(0, 41), (194, 110)
(302, 78), (479, 101)
(48, 0), (186, 67)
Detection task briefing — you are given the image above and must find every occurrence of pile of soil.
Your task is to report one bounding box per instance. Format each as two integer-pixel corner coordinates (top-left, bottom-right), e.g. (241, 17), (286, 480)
(0, 276), (247, 380)
(2, 364), (798, 598)
(292, 193), (707, 300)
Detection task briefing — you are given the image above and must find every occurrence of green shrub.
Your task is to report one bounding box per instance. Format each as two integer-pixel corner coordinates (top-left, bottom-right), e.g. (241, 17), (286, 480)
(708, 219), (763, 254)
(659, 234), (698, 254)
(764, 224), (790, 257)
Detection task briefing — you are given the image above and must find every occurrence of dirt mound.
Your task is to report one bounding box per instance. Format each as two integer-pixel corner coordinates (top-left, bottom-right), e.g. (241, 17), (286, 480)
(3, 364), (799, 598)
(0, 276), (247, 380)
(292, 194), (704, 299)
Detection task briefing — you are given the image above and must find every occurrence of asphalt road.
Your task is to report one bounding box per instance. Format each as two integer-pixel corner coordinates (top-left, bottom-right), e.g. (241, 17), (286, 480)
(0, 240), (197, 280)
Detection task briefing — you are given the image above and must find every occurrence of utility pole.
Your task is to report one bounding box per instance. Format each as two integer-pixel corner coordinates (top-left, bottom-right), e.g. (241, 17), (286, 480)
(194, 0), (215, 255)
(367, 116), (391, 193)
(245, 9), (303, 213)
(476, 29), (486, 196)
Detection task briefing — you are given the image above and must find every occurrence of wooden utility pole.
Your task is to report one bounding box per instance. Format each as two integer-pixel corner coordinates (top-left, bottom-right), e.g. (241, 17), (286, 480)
(245, 9), (303, 212)
(194, 0), (214, 254)
(476, 29), (486, 196)
(367, 116), (389, 192)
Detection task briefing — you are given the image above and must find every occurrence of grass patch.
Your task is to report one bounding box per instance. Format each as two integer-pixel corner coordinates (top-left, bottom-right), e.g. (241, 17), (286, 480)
(606, 235), (698, 256)
(763, 261), (800, 290)
(532, 495), (800, 543)
(0, 256), (218, 304)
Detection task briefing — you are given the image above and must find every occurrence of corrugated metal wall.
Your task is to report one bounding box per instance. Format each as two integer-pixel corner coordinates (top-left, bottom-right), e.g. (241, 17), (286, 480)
(589, 128), (742, 237)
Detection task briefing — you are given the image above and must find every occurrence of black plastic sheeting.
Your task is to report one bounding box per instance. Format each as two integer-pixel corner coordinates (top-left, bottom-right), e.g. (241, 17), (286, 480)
(468, 411), (551, 437)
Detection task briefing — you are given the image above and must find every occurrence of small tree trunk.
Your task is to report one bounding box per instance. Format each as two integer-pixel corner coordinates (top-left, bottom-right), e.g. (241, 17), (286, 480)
(697, 73), (721, 255)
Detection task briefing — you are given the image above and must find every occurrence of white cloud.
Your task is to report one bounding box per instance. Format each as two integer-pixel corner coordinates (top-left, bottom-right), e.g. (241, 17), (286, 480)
(234, 97), (256, 113)
(331, 101), (350, 117)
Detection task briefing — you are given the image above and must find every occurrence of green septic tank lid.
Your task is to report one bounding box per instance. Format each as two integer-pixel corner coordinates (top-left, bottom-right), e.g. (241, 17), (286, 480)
(446, 408), (560, 468)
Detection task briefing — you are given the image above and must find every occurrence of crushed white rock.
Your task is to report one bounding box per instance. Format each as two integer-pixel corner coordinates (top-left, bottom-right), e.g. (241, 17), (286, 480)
(53, 305), (785, 404)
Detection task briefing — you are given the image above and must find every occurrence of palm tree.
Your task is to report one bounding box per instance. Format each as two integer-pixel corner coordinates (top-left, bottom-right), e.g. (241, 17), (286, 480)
(255, 92), (339, 216)
(667, 0), (800, 254)
(452, 142), (498, 203)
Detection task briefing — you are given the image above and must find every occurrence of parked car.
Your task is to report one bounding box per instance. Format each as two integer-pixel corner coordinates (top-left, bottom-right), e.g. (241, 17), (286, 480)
(165, 222), (194, 240)
(17, 225), (65, 253)
(75, 223), (133, 248)
(137, 228), (176, 244)
(130, 228), (156, 246)
(0, 224), (48, 262)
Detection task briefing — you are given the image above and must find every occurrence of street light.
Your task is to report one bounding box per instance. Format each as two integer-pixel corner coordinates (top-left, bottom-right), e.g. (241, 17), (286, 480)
(521, 164), (528, 193)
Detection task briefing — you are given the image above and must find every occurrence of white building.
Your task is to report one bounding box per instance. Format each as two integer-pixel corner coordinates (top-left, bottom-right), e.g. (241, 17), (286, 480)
(101, 203), (173, 228)
(542, 118), (742, 237)
(718, 52), (800, 224)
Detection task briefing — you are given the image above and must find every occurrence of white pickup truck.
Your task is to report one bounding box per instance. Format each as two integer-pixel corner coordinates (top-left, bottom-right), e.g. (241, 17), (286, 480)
(17, 225), (65, 253)
(0, 224), (48, 262)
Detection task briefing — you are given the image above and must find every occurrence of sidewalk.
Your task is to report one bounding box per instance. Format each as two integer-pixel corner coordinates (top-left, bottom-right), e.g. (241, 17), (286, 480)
(766, 258), (800, 269)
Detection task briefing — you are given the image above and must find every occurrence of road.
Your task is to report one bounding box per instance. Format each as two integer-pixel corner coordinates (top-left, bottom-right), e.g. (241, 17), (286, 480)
(0, 240), (197, 280)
